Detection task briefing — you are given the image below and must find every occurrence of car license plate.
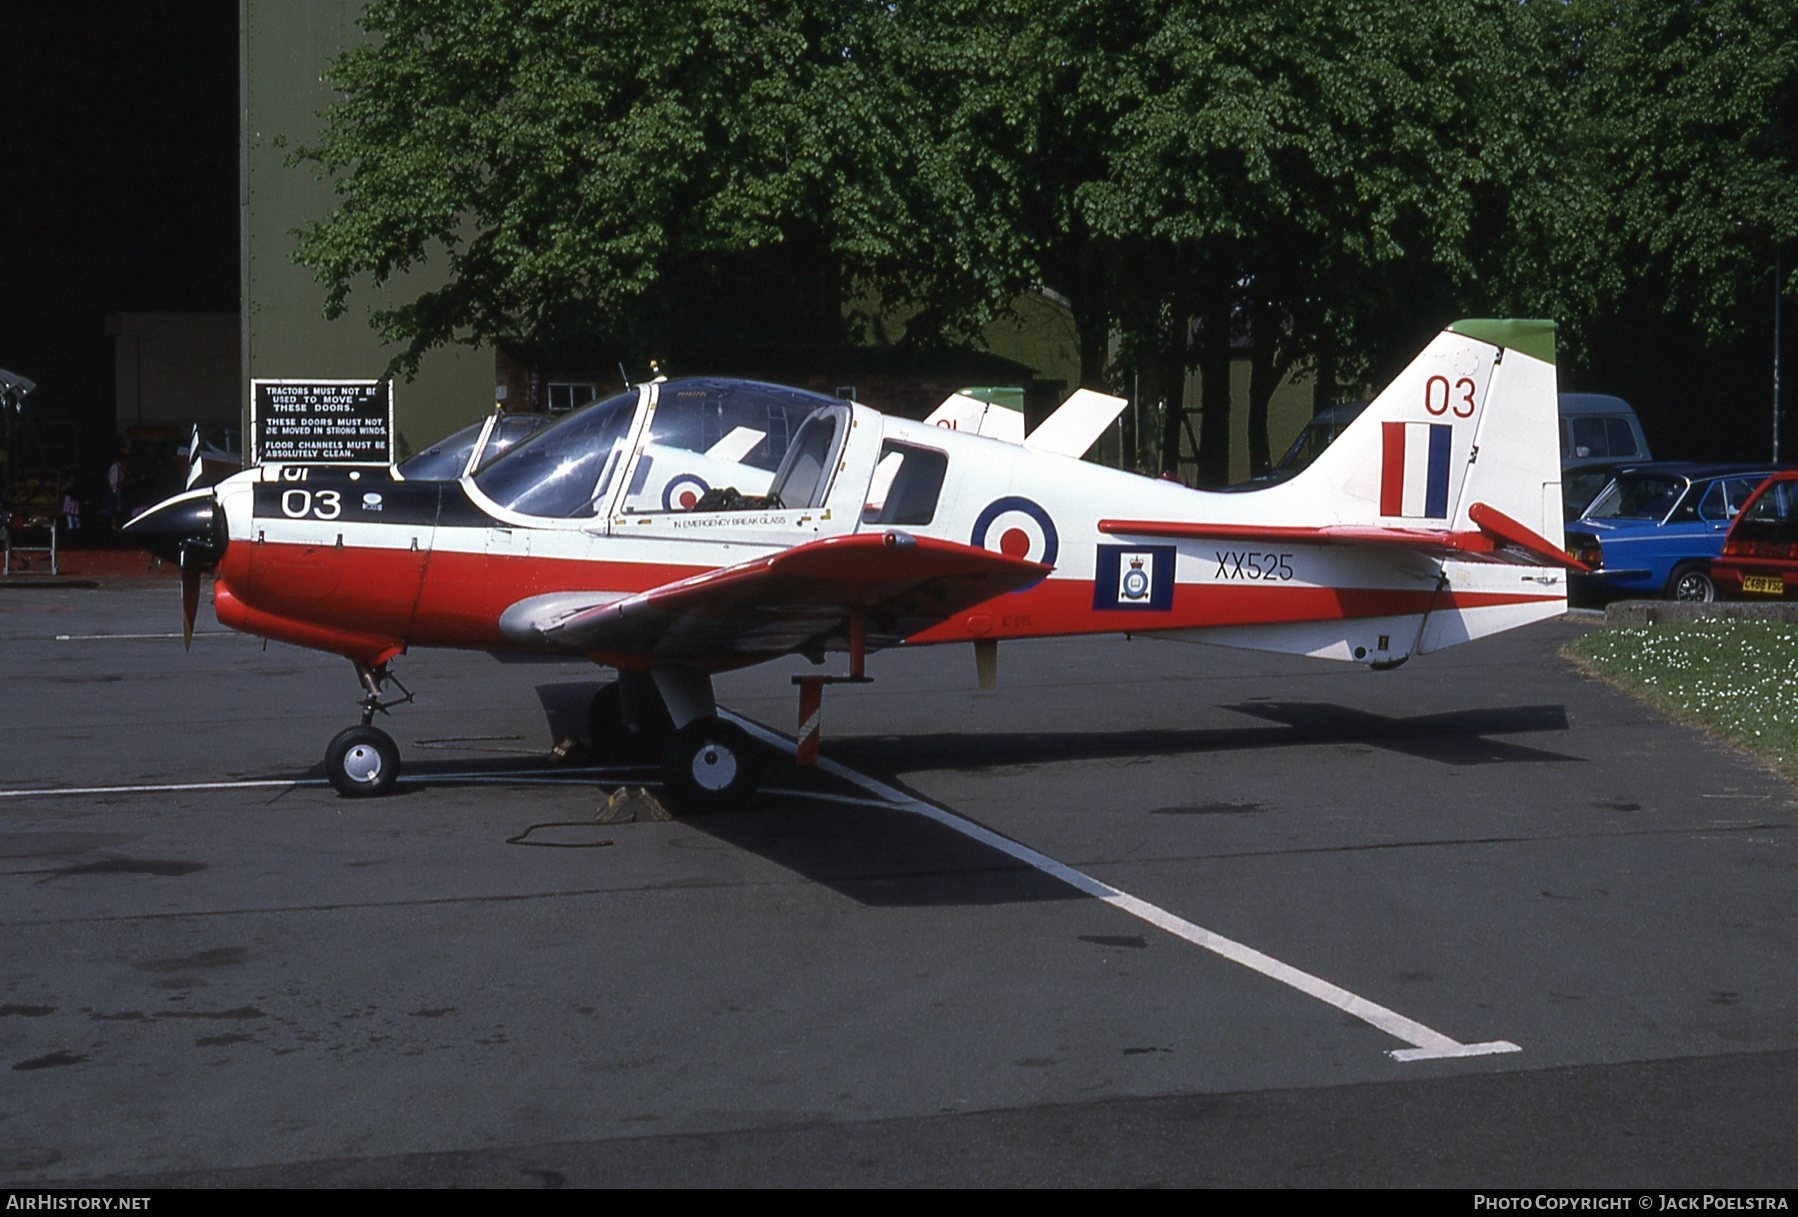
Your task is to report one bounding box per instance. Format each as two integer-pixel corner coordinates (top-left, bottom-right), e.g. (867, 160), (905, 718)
(1743, 574), (1786, 595)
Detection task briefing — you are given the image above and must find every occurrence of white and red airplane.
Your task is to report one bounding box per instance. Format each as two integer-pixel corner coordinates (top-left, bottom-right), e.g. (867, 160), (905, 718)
(126, 318), (1580, 808)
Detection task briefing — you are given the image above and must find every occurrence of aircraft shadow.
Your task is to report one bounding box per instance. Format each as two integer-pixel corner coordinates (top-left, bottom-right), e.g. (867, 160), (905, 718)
(281, 687), (1577, 912)
(824, 701), (1578, 775)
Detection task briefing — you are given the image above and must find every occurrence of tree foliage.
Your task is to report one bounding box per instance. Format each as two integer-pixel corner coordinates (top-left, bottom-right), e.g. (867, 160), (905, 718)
(296, 0), (910, 372)
(296, 0), (1798, 472)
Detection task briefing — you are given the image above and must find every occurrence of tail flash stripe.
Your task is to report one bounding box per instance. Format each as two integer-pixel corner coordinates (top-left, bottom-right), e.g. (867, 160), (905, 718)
(1381, 423), (1406, 515)
(1382, 422), (1453, 519)
(1425, 423), (1452, 519)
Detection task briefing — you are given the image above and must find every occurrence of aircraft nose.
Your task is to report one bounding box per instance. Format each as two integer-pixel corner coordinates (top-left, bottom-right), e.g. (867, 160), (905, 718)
(122, 488), (227, 568)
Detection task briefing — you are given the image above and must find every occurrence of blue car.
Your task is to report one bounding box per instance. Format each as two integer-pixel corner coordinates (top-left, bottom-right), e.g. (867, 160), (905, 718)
(1565, 463), (1782, 602)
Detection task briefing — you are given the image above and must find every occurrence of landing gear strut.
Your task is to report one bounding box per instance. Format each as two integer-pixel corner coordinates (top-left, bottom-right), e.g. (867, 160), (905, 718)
(586, 674), (672, 764)
(598, 665), (763, 812)
(323, 660), (411, 797)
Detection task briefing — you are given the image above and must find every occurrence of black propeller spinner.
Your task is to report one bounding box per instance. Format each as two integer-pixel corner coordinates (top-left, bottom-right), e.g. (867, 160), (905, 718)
(121, 489), (228, 649)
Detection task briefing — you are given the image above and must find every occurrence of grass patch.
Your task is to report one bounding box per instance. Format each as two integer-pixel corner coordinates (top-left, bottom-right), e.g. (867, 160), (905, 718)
(1567, 619), (1798, 779)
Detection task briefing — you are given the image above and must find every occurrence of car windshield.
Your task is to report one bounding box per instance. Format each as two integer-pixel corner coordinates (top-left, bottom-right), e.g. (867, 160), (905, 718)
(1582, 473), (1687, 522)
(473, 390), (640, 517)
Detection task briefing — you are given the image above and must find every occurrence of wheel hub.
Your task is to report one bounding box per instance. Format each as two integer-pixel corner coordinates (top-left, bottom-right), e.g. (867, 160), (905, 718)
(342, 744), (385, 785)
(690, 743), (738, 791)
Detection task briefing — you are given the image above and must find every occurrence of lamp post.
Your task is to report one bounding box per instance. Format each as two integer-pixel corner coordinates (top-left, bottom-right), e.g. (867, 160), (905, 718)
(1775, 241), (1783, 464)
(0, 369), (40, 570)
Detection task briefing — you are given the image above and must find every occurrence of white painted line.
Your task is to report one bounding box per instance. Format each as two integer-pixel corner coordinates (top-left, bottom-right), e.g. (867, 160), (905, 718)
(0, 778), (307, 799)
(0, 766), (643, 801)
(54, 632), (236, 641)
(727, 714), (1520, 1063)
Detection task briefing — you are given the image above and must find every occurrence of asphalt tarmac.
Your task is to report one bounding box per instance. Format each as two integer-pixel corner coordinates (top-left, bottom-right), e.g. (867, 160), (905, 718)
(3, 582), (1796, 1188)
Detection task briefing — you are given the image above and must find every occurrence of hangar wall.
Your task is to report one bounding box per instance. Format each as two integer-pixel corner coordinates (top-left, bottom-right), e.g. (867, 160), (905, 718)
(241, 1), (494, 461)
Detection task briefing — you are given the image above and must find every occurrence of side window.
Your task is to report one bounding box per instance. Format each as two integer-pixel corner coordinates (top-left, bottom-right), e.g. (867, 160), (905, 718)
(866, 443), (948, 526)
(1568, 417), (1607, 458)
(1568, 416), (1642, 459)
(1604, 418), (1640, 458)
(547, 383), (601, 414)
(1736, 482), (1798, 543)
(1694, 481), (1728, 522)
(1718, 477), (1761, 520)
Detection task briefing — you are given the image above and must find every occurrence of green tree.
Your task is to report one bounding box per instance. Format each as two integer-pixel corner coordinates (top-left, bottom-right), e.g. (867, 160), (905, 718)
(294, 0), (912, 375)
(1512, 0), (1798, 343)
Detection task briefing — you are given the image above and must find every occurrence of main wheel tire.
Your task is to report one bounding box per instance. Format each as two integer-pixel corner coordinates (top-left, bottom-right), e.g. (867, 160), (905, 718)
(661, 718), (760, 812)
(325, 725), (400, 797)
(587, 681), (672, 764)
(1668, 562), (1718, 603)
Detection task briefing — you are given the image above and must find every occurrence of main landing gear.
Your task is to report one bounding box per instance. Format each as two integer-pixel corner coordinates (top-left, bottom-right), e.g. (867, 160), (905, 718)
(323, 660), (413, 797)
(586, 668), (761, 812)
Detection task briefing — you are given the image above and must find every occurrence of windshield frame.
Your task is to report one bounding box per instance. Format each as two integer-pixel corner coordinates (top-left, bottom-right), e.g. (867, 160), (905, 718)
(466, 385), (651, 525)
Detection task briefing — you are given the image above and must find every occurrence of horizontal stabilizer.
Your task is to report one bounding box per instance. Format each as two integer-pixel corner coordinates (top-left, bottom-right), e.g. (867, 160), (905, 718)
(923, 393), (1025, 443)
(1024, 389), (1128, 458)
(1099, 502), (1586, 570)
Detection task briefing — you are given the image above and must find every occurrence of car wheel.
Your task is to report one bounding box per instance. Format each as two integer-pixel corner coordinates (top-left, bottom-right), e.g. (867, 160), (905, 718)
(1668, 562), (1717, 603)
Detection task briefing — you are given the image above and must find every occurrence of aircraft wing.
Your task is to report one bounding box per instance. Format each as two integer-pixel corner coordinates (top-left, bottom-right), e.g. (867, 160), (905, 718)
(514, 532), (1050, 662)
(1099, 502), (1588, 570)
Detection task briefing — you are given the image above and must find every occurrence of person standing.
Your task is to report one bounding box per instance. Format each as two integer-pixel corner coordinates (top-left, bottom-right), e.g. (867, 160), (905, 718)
(106, 450), (125, 524)
(61, 474), (80, 531)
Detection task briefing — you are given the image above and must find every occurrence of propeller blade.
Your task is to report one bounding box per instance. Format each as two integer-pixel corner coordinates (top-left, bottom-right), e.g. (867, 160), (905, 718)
(181, 562), (201, 651)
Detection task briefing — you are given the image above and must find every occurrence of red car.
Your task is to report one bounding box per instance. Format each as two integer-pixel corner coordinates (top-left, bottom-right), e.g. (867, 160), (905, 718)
(1713, 471), (1798, 597)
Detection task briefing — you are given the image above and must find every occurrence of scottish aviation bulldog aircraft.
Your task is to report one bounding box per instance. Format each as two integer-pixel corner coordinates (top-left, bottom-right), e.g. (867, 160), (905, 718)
(126, 319), (1579, 808)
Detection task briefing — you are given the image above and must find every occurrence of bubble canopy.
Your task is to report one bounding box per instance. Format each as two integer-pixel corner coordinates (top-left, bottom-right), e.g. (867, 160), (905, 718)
(472, 379), (845, 519)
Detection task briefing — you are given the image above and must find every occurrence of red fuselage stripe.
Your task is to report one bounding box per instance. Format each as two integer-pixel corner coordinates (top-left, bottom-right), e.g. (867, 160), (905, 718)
(218, 539), (1558, 662)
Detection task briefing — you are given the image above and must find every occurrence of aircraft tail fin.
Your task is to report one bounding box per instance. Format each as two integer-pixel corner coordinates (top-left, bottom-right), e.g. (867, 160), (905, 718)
(1297, 320), (1563, 551)
(923, 393), (1025, 444)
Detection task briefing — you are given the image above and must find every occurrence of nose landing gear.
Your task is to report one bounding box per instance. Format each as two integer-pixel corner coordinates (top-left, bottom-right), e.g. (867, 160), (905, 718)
(323, 660), (412, 798)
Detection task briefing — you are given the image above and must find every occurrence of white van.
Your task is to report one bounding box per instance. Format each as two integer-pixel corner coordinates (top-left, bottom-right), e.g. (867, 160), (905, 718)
(1559, 392), (1651, 463)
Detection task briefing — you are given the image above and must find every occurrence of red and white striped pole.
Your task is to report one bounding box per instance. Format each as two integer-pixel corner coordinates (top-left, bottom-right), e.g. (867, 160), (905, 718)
(795, 677), (825, 766)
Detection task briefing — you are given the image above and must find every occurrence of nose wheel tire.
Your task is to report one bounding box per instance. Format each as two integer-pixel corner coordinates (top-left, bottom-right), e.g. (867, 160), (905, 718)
(661, 718), (759, 812)
(325, 725), (401, 797)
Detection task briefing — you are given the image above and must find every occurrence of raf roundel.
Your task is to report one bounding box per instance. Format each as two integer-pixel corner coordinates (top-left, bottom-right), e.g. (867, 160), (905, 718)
(662, 474), (710, 511)
(971, 496), (1059, 576)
